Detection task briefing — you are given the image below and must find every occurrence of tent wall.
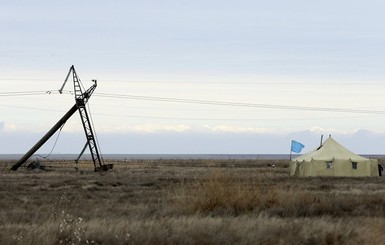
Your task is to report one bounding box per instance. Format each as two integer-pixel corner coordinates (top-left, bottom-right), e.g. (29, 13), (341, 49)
(312, 160), (334, 177)
(289, 162), (298, 176)
(332, 159), (350, 177)
(369, 159), (379, 176)
(290, 159), (379, 177)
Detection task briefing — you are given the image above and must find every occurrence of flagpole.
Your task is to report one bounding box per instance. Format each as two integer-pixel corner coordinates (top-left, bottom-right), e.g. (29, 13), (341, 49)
(289, 140), (293, 160)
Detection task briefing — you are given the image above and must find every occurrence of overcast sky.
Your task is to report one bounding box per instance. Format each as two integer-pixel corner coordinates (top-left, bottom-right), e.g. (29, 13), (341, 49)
(1, 0), (385, 155)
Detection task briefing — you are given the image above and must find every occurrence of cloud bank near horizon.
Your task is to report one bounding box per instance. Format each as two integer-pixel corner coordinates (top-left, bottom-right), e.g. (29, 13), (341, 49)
(1, 127), (384, 155)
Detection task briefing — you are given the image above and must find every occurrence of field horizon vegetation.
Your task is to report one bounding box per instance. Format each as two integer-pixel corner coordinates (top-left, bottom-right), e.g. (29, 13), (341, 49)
(1, 158), (385, 244)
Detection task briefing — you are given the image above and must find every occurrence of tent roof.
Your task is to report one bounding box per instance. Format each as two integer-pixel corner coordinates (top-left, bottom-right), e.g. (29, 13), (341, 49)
(292, 136), (370, 162)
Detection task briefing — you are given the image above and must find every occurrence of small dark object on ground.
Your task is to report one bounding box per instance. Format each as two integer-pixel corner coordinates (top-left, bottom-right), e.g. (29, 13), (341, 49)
(95, 164), (114, 172)
(27, 161), (46, 171)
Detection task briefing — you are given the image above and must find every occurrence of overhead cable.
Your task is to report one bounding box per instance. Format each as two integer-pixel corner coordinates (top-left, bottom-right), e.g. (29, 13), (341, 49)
(0, 90), (72, 97)
(95, 93), (385, 115)
(0, 91), (53, 97)
(2, 89), (385, 115)
(0, 78), (384, 86)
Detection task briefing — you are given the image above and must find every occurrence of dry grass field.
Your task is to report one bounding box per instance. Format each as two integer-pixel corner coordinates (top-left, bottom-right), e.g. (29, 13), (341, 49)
(1, 158), (385, 244)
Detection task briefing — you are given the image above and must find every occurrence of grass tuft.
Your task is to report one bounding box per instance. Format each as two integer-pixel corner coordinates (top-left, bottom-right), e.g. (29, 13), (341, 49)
(2, 159), (385, 244)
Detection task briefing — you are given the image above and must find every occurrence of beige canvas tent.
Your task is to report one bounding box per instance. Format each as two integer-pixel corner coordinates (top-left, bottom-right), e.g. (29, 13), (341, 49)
(290, 136), (379, 177)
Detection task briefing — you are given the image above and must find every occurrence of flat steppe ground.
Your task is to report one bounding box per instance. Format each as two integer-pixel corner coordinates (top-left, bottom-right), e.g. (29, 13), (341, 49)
(1, 159), (385, 244)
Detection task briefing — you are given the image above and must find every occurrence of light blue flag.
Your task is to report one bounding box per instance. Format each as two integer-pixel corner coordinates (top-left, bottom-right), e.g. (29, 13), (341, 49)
(291, 140), (305, 153)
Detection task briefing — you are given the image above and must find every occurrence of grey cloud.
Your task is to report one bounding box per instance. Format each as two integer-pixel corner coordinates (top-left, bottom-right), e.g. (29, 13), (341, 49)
(1, 129), (384, 155)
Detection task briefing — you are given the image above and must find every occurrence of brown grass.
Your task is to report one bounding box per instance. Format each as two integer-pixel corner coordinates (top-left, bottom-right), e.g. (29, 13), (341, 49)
(1, 159), (385, 244)
(171, 170), (385, 218)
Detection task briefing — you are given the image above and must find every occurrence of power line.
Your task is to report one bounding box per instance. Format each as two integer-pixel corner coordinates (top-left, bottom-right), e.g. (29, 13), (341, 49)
(1, 77), (384, 85)
(95, 93), (385, 115)
(33, 124), (65, 160)
(1, 103), (379, 122)
(91, 112), (381, 121)
(99, 80), (385, 86)
(0, 91), (54, 97)
(0, 90), (73, 97)
(2, 89), (385, 115)
(0, 104), (68, 113)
